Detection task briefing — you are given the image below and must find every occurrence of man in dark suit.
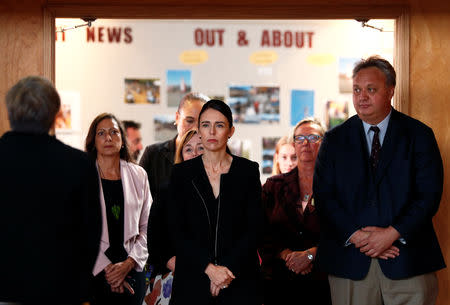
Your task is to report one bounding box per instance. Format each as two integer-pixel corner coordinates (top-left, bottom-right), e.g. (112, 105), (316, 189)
(139, 92), (207, 202)
(0, 76), (102, 304)
(313, 56), (445, 305)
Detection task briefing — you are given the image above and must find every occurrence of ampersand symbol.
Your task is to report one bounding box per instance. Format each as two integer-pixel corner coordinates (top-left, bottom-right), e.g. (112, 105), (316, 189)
(237, 31), (249, 46)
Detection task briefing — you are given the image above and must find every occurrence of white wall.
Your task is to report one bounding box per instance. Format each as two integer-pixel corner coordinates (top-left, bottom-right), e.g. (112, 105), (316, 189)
(55, 18), (393, 179)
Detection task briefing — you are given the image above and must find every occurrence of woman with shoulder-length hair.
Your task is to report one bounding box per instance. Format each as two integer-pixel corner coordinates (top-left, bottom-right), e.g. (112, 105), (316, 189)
(146, 128), (204, 304)
(272, 135), (297, 175)
(85, 112), (151, 305)
(169, 100), (263, 305)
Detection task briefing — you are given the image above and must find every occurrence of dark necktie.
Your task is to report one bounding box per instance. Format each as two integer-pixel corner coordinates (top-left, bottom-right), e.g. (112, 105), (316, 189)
(369, 126), (381, 171)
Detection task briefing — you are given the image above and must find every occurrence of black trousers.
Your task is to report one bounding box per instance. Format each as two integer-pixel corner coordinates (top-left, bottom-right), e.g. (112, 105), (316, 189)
(91, 270), (146, 305)
(263, 277), (331, 305)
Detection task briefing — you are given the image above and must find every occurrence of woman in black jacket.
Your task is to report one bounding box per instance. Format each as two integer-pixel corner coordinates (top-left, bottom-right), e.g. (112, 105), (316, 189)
(168, 100), (263, 305)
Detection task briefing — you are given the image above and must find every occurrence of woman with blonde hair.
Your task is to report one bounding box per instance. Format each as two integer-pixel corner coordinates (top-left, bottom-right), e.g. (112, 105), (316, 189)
(145, 129), (204, 304)
(272, 135), (297, 175)
(261, 118), (331, 305)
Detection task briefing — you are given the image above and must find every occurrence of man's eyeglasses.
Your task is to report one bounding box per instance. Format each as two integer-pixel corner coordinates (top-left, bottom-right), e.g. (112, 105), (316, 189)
(293, 134), (322, 144)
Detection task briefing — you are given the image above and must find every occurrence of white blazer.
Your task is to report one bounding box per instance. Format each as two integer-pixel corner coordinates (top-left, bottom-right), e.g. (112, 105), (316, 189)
(93, 159), (152, 276)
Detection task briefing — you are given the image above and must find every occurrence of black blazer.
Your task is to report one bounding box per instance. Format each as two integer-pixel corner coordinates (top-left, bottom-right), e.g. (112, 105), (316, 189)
(0, 132), (102, 304)
(139, 137), (176, 203)
(313, 109), (445, 280)
(169, 155), (263, 305)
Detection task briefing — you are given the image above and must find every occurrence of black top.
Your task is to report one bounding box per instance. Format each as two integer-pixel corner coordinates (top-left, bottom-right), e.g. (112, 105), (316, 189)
(0, 131), (101, 304)
(101, 178), (127, 263)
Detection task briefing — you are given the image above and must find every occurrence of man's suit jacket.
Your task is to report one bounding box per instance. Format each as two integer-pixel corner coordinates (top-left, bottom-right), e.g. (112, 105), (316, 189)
(139, 137), (176, 202)
(93, 159), (151, 275)
(313, 108), (445, 280)
(0, 131), (102, 304)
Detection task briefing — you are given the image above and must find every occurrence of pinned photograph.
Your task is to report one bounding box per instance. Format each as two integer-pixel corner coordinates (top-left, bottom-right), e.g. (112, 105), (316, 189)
(154, 114), (177, 142)
(291, 90), (314, 126)
(167, 70), (192, 107)
(262, 137), (281, 174)
(339, 57), (360, 93)
(228, 138), (251, 159)
(228, 85), (279, 124)
(124, 78), (161, 104)
(325, 100), (348, 129)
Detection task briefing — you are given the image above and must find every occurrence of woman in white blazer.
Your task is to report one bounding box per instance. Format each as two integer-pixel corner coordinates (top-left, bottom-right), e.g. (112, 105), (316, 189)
(85, 113), (151, 305)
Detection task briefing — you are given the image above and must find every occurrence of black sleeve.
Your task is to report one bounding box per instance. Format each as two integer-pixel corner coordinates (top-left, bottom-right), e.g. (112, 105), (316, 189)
(147, 184), (173, 274)
(81, 158), (102, 277)
(139, 146), (156, 200)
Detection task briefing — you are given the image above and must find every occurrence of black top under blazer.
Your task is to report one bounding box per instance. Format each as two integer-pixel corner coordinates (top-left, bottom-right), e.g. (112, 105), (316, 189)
(313, 108), (445, 280)
(168, 155), (263, 305)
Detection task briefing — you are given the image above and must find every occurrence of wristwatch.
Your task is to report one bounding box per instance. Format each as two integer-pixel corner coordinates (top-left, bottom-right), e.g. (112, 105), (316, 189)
(306, 250), (314, 261)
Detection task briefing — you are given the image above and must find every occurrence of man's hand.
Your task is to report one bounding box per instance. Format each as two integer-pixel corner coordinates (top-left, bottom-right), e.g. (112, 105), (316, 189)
(359, 226), (400, 258)
(349, 229), (371, 248)
(377, 245), (400, 260)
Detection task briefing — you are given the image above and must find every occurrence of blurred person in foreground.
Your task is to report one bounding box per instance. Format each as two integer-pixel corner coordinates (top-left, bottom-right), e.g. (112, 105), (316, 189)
(0, 76), (101, 304)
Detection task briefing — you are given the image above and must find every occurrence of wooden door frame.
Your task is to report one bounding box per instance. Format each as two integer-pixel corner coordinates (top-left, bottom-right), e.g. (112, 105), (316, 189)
(43, 4), (409, 113)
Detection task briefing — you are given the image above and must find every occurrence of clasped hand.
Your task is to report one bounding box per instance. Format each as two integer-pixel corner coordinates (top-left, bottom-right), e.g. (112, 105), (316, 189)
(104, 258), (136, 294)
(205, 263), (235, 297)
(350, 226), (401, 259)
(281, 249), (313, 275)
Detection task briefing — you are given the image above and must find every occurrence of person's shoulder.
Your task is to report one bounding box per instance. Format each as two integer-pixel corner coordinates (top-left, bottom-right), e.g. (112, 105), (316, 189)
(264, 168), (296, 187)
(172, 155), (201, 175)
(124, 160), (148, 177)
(143, 139), (170, 154)
(232, 155), (259, 173)
(52, 137), (91, 163)
(327, 114), (359, 135)
(392, 109), (433, 134)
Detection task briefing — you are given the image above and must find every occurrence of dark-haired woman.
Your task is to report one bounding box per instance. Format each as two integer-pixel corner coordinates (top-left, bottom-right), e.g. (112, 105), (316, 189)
(169, 100), (263, 305)
(85, 113), (151, 305)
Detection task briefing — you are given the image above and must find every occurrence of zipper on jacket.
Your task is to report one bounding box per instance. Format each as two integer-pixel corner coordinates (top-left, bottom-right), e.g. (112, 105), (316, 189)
(215, 188), (221, 265)
(192, 180), (214, 262)
(192, 179), (221, 265)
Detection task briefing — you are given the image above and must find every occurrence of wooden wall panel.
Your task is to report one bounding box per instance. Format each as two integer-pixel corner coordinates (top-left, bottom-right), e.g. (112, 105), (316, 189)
(409, 1), (450, 304)
(0, 0), (46, 133)
(0, 1), (449, 302)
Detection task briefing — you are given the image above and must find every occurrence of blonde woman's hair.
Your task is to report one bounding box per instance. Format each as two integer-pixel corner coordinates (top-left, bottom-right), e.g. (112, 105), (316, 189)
(174, 129), (198, 164)
(272, 135), (294, 175)
(293, 117), (326, 137)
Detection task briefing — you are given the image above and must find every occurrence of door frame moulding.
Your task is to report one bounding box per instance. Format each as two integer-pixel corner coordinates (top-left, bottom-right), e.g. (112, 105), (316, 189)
(43, 4), (409, 113)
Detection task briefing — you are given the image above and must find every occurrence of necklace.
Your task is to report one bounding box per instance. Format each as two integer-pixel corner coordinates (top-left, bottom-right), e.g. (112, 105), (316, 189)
(98, 164), (120, 180)
(303, 193), (310, 202)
